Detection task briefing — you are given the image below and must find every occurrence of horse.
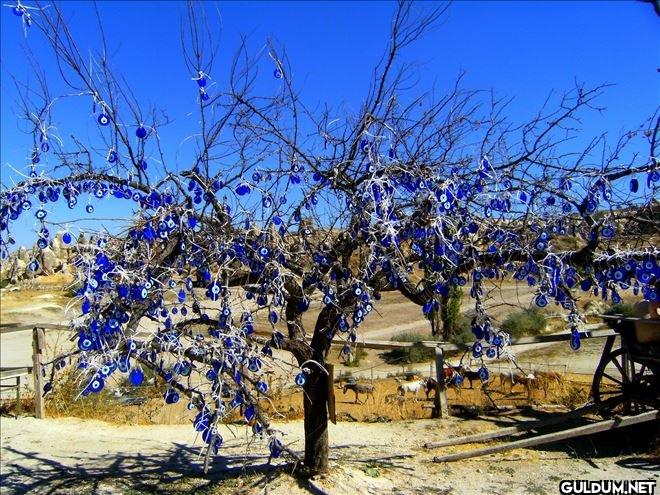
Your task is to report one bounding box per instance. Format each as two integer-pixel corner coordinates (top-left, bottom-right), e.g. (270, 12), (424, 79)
(425, 366), (456, 399)
(452, 364), (480, 389)
(532, 370), (563, 398)
(397, 379), (425, 402)
(499, 371), (536, 395)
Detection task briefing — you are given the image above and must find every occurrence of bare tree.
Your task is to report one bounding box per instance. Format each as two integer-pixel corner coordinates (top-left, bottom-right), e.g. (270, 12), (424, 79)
(1, 0), (658, 475)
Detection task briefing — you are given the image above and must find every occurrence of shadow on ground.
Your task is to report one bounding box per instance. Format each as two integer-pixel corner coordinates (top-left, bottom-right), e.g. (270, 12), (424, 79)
(0, 442), (310, 495)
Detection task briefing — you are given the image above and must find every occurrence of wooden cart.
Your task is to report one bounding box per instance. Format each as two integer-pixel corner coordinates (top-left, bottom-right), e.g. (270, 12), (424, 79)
(592, 315), (660, 417)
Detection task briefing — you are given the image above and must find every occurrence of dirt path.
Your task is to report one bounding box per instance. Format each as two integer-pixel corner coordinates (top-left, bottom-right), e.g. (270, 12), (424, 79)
(1, 416), (657, 495)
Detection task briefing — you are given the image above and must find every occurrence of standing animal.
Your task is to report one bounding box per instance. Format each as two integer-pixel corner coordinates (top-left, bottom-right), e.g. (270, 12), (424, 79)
(532, 371), (563, 397)
(453, 364), (480, 389)
(342, 382), (374, 404)
(424, 377), (438, 400)
(397, 379), (425, 401)
(425, 366), (456, 400)
(500, 371), (536, 394)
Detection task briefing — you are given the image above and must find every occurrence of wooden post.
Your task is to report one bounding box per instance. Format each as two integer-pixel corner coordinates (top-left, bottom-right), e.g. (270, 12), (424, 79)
(32, 327), (46, 419)
(433, 346), (449, 418)
(326, 364), (336, 425)
(15, 376), (21, 415)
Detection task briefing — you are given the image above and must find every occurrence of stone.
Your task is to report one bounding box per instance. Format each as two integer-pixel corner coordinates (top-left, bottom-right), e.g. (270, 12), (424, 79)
(17, 246), (29, 262)
(9, 257), (26, 284)
(40, 247), (62, 275)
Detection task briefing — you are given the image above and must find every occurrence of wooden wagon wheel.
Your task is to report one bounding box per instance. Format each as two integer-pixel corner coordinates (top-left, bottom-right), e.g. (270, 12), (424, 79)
(592, 348), (659, 418)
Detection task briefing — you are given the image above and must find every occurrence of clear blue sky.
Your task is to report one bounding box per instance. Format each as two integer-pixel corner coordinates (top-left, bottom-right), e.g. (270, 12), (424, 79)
(1, 1), (658, 248)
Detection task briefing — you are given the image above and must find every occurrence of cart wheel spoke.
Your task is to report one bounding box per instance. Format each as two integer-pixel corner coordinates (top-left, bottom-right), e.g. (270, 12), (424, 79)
(611, 357), (629, 383)
(600, 372), (623, 386)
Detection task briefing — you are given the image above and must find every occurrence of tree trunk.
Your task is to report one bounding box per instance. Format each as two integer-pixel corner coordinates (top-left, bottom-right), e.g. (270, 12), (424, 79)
(302, 366), (329, 473)
(298, 304), (337, 474)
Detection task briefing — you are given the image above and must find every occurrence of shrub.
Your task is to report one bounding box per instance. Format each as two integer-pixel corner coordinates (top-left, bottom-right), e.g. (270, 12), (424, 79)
(448, 315), (474, 345)
(441, 286), (464, 337)
(603, 302), (635, 317)
(0, 278), (9, 289)
(501, 307), (547, 338)
(382, 331), (435, 364)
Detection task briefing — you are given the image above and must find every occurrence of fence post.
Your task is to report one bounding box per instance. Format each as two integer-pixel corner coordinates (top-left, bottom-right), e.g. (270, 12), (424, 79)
(433, 346), (449, 418)
(15, 376), (22, 415)
(32, 327), (46, 419)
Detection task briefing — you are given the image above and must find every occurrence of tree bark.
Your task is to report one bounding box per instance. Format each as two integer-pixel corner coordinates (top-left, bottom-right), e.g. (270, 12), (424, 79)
(299, 304), (337, 474)
(302, 367), (329, 473)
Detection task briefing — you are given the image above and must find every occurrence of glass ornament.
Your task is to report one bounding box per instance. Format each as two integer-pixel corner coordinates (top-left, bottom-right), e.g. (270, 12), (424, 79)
(135, 126), (147, 139)
(295, 372), (307, 386)
(89, 377), (104, 393)
(235, 183), (251, 196)
(630, 178), (639, 193)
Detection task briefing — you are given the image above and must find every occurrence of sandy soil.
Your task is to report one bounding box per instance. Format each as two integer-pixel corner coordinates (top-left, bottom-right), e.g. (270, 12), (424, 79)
(1, 415), (657, 495)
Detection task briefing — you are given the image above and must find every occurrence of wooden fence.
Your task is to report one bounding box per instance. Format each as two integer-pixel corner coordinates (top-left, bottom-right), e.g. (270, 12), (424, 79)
(0, 322), (616, 420)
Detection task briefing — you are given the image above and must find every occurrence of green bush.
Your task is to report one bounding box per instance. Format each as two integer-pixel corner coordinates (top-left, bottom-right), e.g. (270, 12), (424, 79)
(500, 307), (547, 338)
(0, 278), (9, 289)
(441, 286), (464, 337)
(603, 302), (635, 317)
(382, 331), (435, 364)
(448, 315), (474, 345)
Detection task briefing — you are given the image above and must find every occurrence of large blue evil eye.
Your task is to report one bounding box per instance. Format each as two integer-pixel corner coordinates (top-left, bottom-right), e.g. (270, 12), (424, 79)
(649, 170), (660, 183)
(129, 368), (144, 386)
(486, 347), (496, 359)
(78, 337), (92, 351)
(244, 404), (256, 422)
(235, 183), (251, 196)
(97, 114), (110, 126)
(136, 126), (148, 139)
(478, 366), (489, 381)
(197, 76), (207, 87)
(273, 68), (283, 79)
(295, 372), (307, 386)
(570, 334), (581, 350)
(601, 225), (615, 239)
(535, 294), (548, 308)
(35, 209), (46, 220)
(248, 358), (262, 372)
(86, 205), (94, 214)
(472, 342), (483, 358)
(13, 6), (24, 16)
(164, 389), (180, 404)
(62, 232), (72, 244)
(89, 377), (104, 393)
(257, 381), (268, 393)
(41, 141), (50, 152)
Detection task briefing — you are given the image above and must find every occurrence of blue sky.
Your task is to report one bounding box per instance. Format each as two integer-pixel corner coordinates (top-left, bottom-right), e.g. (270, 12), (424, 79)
(1, 1), (658, 248)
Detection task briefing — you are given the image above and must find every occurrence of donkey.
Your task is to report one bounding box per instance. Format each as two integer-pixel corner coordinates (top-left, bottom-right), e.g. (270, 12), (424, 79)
(342, 382), (375, 404)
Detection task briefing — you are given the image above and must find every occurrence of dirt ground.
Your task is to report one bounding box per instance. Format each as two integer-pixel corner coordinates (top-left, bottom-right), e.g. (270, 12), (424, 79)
(1, 415), (658, 495)
(2, 275), (656, 494)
